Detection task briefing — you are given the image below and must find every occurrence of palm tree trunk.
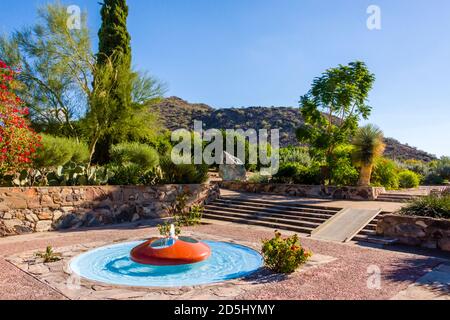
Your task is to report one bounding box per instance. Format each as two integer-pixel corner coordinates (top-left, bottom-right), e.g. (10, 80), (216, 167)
(358, 165), (373, 186)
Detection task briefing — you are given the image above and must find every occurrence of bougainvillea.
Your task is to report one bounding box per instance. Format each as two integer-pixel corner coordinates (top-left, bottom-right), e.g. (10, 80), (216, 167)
(0, 60), (41, 174)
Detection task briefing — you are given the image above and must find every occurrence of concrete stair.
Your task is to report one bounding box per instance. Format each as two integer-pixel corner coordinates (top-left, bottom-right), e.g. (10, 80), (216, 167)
(203, 196), (390, 244)
(376, 193), (424, 203)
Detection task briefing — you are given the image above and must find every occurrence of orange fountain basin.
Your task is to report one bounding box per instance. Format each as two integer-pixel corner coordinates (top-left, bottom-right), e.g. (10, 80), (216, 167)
(130, 237), (211, 266)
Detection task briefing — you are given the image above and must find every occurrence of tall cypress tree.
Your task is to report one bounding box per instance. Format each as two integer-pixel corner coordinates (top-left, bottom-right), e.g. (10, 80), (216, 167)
(97, 0), (131, 68)
(93, 0), (133, 164)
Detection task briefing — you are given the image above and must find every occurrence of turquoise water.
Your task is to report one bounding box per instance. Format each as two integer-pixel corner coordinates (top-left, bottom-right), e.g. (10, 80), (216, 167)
(70, 241), (263, 287)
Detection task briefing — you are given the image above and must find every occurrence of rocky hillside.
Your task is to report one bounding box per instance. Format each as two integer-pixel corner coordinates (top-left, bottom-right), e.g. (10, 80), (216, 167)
(154, 97), (437, 162)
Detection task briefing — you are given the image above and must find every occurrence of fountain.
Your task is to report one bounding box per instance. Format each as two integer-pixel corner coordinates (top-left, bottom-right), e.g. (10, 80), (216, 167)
(69, 225), (263, 287)
(130, 225), (211, 266)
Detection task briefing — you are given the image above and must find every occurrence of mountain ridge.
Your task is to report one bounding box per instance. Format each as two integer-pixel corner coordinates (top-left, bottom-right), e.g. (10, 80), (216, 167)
(154, 96), (437, 162)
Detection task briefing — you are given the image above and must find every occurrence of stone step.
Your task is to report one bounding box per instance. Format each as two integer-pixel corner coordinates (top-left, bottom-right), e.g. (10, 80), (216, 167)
(352, 235), (399, 246)
(203, 209), (322, 229)
(376, 198), (411, 203)
(205, 205), (330, 224)
(206, 197), (383, 243)
(380, 193), (423, 197)
(203, 212), (315, 235)
(218, 197), (341, 213)
(358, 229), (377, 237)
(206, 203), (335, 220)
(213, 199), (339, 216)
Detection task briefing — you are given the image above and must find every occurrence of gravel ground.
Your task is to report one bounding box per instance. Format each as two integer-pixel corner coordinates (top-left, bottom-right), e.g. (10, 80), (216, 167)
(0, 221), (448, 300)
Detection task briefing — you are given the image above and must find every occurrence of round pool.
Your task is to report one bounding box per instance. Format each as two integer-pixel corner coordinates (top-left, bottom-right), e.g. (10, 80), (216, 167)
(70, 240), (263, 287)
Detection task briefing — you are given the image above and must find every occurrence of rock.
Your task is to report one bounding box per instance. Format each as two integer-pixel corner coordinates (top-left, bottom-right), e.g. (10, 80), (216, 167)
(35, 220), (53, 232)
(438, 238), (450, 252)
(415, 220), (428, 228)
(53, 210), (63, 222)
(131, 214), (140, 222)
(116, 205), (135, 222)
(37, 211), (53, 220)
(3, 212), (12, 220)
(56, 214), (79, 230)
(219, 164), (247, 182)
(40, 195), (54, 206)
(3, 219), (23, 230)
(394, 223), (426, 238)
(25, 213), (39, 223)
(14, 225), (33, 234)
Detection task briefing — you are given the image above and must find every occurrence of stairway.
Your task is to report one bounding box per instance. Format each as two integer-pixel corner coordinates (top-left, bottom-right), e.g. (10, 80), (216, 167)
(203, 196), (389, 244)
(376, 193), (423, 203)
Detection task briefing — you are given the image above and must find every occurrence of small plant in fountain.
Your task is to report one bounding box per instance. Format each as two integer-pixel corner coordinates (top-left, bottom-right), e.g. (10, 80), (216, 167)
(261, 231), (312, 274)
(158, 222), (182, 237)
(157, 192), (205, 236)
(35, 246), (62, 263)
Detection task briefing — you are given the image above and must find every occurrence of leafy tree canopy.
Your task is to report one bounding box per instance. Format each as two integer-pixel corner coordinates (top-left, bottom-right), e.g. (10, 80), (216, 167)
(297, 61), (376, 183)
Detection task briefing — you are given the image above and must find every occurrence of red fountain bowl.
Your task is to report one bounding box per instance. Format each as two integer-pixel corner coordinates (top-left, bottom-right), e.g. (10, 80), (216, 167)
(130, 237), (211, 266)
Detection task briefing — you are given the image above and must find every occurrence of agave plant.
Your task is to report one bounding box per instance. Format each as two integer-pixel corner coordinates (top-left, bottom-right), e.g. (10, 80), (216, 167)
(352, 124), (386, 186)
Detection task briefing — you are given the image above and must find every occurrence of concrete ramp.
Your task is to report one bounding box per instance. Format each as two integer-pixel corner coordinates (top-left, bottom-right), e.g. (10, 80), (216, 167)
(311, 208), (382, 243)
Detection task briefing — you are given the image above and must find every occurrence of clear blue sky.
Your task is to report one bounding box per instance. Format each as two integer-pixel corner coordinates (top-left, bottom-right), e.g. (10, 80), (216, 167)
(1, 0), (449, 157)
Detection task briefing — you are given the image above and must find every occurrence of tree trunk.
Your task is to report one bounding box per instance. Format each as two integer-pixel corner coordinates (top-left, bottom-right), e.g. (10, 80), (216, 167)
(358, 165), (373, 186)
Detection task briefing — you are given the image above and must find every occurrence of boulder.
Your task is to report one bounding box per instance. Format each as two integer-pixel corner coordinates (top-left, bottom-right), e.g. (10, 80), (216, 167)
(35, 220), (52, 232)
(219, 165), (247, 182)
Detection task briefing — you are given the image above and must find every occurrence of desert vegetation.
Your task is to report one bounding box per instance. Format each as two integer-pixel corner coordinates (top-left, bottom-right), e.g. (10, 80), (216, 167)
(0, 1), (447, 190)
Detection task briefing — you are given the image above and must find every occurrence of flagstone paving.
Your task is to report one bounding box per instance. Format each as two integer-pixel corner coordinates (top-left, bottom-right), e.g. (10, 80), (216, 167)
(0, 221), (449, 300)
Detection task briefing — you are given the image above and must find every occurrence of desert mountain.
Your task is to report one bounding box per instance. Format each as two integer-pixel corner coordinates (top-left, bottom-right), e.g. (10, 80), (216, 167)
(154, 97), (437, 162)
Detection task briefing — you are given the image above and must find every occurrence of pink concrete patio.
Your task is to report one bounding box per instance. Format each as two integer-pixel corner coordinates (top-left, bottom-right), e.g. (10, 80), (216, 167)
(1, 220), (449, 300)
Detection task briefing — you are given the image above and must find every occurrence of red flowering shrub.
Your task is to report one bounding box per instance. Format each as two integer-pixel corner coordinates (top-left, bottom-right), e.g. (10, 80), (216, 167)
(262, 231), (312, 274)
(0, 60), (41, 175)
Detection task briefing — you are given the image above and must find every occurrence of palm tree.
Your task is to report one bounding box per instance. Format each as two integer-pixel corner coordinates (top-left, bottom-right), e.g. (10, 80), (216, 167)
(352, 124), (386, 186)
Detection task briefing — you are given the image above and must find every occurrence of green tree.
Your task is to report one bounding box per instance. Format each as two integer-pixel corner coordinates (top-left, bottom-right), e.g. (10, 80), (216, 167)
(296, 61), (376, 184)
(92, 0), (133, 164)
(352, 124), (386, 186)
(0, 2), (164, 165)
(0, 3), (92, 139)
(97, 0), (132, 68)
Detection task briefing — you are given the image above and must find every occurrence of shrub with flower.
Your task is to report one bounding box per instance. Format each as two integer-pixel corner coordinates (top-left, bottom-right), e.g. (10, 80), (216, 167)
(0, 60), (41, 175)
(262, 231), (312, 274)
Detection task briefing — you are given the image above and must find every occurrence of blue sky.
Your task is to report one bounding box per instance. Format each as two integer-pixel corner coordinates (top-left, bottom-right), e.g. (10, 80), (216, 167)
(1, 0), (449, 157)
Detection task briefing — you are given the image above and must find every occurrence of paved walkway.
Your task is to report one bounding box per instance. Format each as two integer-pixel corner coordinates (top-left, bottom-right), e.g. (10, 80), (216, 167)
(220, 189), (404, 212)
(1, 220), (449, 300)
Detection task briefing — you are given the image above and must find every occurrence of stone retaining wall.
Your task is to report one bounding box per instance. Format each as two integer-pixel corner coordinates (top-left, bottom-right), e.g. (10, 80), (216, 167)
(220, 182), (385, 201)
(377, 214), (450, 252)
(0, 184), (220, 237)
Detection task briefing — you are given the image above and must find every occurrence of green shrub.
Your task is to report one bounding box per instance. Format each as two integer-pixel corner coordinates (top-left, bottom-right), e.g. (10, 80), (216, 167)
(330, 157), (359, 186)
(110, 142), (159, 171)
(34, 134), (89, 168)
(398, 170), (421, 189)
(296, 162), (322, 185)
(330, 144), (359, 186)
(35, 246), (61, 263)
(273, 163), (301, 184)
(159, 156), (209, 184)
(248, 173), (271, 183)
(279, 147), (312, 167)
(272, 162), (321, 185)
(400, 194), (450, 219)
(262, 231), (312, 274)
(371, 158), (400, 190)
(436, 157), (450, 180)
(403, 159), (429, 177)
(424, 173), (445, 186)
(107, 164), (143, 186)
(47, 163), (113, 186)
(179, 204), (204, 226)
